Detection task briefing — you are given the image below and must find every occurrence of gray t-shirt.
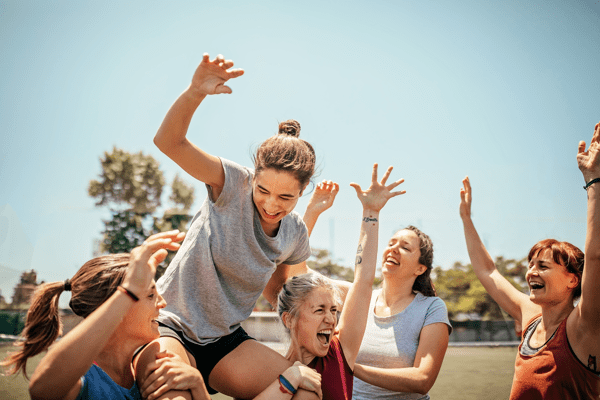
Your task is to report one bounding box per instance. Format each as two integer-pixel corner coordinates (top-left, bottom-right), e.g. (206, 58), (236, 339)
(352, 290), (452, 400)
(157, 158), (311, 344)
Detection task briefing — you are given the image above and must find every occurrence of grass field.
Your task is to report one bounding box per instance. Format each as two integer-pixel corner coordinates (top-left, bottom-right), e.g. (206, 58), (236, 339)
(1, 344), (516, 400)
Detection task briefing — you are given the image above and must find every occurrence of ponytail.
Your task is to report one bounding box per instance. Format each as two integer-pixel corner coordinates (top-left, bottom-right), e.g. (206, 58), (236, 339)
(1, 253), (130, 378)
(1, 282), (65, 378)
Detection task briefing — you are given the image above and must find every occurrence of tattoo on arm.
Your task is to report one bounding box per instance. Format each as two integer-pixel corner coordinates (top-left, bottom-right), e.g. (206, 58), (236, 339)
(357, 244), (363, 253)
(355, 255), (362, 265)
(362, 217), (378, 223)
(589, 355), (597, 372)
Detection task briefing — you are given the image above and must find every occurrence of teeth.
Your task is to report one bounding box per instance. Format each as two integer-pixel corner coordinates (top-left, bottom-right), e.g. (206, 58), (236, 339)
(318, 330), (332, 334)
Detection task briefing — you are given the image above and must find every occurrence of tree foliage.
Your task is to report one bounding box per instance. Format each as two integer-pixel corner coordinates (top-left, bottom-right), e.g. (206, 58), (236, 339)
(307, 248), (354, 282)
(432, 256), (528, 320)
(89, 148), (195, 278)
(89, 147), (165, 214)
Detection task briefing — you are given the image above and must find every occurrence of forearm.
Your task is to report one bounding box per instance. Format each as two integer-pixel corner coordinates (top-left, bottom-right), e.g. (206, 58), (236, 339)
(461, 216), (496, 275)
(353, 364), (431, 395)
(154, 87), (207, 154)
(30, 291), (134, 399)
(302, 209), (321, 237)
(353, 209), (380, 284)
(585, 184), (600, 260)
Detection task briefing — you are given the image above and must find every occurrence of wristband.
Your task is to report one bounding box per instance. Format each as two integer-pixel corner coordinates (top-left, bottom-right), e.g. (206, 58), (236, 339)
(278, 374), (297, 395)
(584, 178), (600, 190)
(117, 286), (139, 302)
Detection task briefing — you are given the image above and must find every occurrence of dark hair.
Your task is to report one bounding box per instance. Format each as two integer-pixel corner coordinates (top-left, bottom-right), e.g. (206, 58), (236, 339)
(277, 273), (341, 334)
(253, 120), (316, 190)
(528, 239), (584, 300)
(403, 225), (436, 297)
(1, 254), (130, 377)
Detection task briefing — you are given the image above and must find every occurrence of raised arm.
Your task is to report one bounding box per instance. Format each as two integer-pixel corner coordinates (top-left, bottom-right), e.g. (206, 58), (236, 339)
(28, 231), (185, 400)
(459, 177), (538, 326)
(337, 164), (405, 369)
(303, 180), (339, 236)
(153, 53), (244, 195)
(262, 181), (342, 308)
(576, 121), (600, 328)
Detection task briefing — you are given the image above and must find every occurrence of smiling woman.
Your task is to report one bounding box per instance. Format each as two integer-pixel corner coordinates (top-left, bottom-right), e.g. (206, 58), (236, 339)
(134, 53), (324, 400)
(272, 163), (406, 400)
(0, 231), (205, 400)
(459, 121), (600, 399)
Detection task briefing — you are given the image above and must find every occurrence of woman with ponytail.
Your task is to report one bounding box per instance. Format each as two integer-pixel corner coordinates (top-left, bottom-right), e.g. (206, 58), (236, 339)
(1, 230), (212, 400)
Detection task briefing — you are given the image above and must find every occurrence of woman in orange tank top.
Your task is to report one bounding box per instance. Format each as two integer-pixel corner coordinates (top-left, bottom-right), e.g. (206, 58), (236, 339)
(459, 121), (600, 399)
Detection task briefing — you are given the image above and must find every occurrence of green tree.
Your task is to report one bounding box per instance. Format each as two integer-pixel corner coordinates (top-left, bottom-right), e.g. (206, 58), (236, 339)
(307, 249), (354, 282)
(253, 249), (357, 312)
(433, 257), (528, 320)
(89, 148), (195, 277)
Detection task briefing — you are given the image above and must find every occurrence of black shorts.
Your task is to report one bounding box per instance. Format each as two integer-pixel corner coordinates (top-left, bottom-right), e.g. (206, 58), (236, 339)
(158, 322), (254, 394)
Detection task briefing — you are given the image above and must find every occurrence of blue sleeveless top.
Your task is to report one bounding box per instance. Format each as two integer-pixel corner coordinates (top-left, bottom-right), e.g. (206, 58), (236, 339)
(76, 364), (141, 400)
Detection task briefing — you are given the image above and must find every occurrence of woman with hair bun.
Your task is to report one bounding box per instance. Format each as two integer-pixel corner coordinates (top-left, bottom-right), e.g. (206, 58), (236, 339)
(0, 231), (211, 400)
(459, 122), (600, 398)
(136, 53), (329, 399)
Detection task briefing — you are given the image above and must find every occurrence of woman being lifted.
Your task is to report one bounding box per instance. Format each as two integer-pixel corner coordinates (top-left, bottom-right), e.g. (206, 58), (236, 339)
(136, 53), (325, 399)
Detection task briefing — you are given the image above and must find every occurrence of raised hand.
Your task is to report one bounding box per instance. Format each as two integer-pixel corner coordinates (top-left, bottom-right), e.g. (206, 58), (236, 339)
(120, 230), (185, 297)
(578, 122), (600, 185)
(306, 180), (339, 216)
(190, 53), (244, 96)
(459, 176), (472, 220)
(350, 164), (405, 212)
(140, 350), (209, 400)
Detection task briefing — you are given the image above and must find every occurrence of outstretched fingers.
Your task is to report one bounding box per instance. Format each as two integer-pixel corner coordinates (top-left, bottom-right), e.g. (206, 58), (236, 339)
(371, 163), (379, 184)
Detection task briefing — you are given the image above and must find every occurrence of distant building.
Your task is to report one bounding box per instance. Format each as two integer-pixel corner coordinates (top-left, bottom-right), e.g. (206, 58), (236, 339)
(11, 269), (40, 305)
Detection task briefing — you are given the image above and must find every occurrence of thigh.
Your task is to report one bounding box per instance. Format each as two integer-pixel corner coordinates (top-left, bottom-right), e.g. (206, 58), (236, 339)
(134, 337), (196, 400)
(209, 340), (292, 399)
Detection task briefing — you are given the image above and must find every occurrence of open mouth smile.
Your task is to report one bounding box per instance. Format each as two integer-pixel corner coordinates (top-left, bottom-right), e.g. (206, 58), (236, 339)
(317, 329), (332, 346)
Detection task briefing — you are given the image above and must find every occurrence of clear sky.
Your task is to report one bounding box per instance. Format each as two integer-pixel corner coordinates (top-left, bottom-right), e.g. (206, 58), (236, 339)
(1, 0), (600, 305)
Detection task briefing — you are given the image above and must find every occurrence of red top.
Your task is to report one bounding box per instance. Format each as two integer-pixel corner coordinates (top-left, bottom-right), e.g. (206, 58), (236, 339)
(308, 335), (353, 400)
(510, 314), (600, 399)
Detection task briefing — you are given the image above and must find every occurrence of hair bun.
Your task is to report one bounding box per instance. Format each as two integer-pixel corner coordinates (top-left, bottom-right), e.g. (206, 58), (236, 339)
(278, 120), (301, 137)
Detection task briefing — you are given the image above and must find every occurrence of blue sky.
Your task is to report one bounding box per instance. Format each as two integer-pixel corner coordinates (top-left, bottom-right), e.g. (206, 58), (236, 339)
(1, 0), (600, 305)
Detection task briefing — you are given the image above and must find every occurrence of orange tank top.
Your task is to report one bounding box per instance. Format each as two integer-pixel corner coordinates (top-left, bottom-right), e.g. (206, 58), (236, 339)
(509, 314), (600, 399)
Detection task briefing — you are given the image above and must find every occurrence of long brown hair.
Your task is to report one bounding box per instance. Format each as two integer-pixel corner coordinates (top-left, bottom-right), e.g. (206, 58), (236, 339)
(404, 226), (436, 297)
(1, 254), (129, 377)
(253, 120), (317, 190)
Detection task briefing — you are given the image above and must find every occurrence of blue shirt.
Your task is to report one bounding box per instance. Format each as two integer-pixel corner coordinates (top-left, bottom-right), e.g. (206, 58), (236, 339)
(76, 364), (141, 400)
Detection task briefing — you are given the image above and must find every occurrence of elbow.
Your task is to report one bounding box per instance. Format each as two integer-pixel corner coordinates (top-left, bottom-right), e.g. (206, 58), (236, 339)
(29, 380), (51, 400)
(412, 373), (436, 395)
(153, 134), (169, 154)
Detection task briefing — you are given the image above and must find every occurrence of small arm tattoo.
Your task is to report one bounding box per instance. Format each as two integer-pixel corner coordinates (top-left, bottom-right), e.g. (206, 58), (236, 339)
(357, 244), (363, 253)
(355, 255), (362, 265)
(362, 217), (378, 223)
(589, 355), (597, 372)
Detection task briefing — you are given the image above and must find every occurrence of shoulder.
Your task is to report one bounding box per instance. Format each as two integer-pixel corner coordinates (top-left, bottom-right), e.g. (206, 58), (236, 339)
(220, 157), (253, 181)
(416, 293), (447, 309)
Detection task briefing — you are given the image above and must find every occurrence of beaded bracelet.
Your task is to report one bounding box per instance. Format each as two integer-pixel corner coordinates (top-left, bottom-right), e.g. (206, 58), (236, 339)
(278, 374), (297, 395)
(584, 177), (600, 190)
(117, 286), (139, 302)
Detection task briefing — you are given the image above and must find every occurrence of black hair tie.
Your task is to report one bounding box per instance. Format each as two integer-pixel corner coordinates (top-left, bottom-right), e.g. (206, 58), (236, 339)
(63, 279), (72, 292)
